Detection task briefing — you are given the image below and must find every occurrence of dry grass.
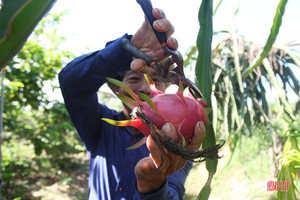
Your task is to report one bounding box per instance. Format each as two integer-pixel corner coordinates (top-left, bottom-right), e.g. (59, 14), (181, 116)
(30, 137), (278, 200)
(184, 139), (277, 200)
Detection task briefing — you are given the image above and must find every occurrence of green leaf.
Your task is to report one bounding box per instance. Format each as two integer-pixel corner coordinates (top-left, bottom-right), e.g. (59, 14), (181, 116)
(275, 45), (300, 70)
(242, 0), (288, 77)
(211, 67), (222, 132)
(9, 81), (24, 88)
(0, 0), (57, 68)
(197, 185), (211, 200)
(262, 58), (295, 120)
(232, 32), (244, 93)
(106, 77), (141, 104)
(277, 164), (297, 200)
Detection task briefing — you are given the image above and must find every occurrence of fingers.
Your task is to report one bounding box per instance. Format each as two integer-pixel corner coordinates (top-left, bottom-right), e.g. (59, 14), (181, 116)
(134, 156), (166, 193)
(147, 135), (169, 170)
(152, 8), (175, 37)
(153, 19), (174, 37)
(160, 123), (188, 174)
(135, 156), (156, 175)
(130, 7), (178, 73)
(152, 8), (166, 19)
(146, 123), (178, 170)
(152, 9), (178, 50)
(167, 37), (178, 50)
(130, 36), (178, 72)
(130, 59), (147, 72)
(162, 123), (178, 142)
(186, 121), (206, 151)
(137, 120), (205, 186)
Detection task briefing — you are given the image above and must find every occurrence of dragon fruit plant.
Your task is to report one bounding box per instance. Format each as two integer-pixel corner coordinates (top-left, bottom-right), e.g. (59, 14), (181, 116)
(102, 74), (209, 150)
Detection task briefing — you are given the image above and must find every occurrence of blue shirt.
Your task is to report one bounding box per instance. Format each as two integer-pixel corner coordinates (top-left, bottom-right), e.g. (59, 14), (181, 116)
(59, 34), (192, 200)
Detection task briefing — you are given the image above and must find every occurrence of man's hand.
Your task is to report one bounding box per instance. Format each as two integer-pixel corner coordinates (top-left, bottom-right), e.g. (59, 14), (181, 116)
(134, 121), (206, 194)
(130, 8), (178, 72)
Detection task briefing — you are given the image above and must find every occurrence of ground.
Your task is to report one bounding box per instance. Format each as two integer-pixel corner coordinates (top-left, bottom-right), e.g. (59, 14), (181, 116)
(31, 154), (89, 200)
(30, 142), (280, 200)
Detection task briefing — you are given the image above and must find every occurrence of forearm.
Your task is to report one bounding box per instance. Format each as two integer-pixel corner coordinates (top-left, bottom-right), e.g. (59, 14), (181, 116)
(58, 34), (132, 146)
(59, 34), (132, 100)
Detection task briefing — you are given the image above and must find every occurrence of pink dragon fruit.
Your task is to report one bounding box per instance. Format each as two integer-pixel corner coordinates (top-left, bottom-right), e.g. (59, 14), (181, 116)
(102, 74), (209, 149)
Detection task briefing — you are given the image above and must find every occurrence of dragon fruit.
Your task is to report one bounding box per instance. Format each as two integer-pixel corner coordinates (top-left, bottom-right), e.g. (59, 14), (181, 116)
(102, 74), (209, 149)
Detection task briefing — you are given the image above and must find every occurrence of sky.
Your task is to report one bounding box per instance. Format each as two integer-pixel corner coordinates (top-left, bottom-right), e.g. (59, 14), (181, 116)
(50, 0), (300, 55)
(47, 0), (300, 102)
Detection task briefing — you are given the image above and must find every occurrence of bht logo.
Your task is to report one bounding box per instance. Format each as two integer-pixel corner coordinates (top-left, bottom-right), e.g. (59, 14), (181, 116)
(267, 181), (291, 191)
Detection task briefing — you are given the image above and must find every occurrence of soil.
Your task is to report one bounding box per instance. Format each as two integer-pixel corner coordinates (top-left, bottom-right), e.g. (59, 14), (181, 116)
(31, 154), (89, 200)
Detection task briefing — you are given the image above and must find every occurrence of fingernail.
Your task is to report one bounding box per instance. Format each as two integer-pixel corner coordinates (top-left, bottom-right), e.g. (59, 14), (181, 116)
(196, 121), (203, 129)
(171, 37), (176, 44)
(162, 123), (172, 133)
(199, 121), (204, 129)
(154, 20), (164, 29)
(158, 9), (164, 17)
(131, 64), (139, 71)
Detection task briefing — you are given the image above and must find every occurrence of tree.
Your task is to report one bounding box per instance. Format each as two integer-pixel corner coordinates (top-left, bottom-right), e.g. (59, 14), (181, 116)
(1, 1), (57, 198)
(1, 12), (84, 199)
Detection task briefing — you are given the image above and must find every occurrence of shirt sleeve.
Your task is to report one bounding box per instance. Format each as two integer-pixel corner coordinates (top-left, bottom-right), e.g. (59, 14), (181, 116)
(133, 161), (193, 200)
(58, 34), (132, 150)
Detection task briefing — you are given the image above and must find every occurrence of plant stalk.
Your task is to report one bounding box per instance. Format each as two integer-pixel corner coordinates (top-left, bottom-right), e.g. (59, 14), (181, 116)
(195, 0), (221, 199)
(0, 67), (6, 200)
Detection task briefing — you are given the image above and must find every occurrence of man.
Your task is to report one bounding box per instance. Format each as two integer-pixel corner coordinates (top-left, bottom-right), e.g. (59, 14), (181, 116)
(59, 7), (205, 200)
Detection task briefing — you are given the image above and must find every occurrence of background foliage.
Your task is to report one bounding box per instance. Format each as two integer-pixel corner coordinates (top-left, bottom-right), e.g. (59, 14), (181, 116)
(191, 0), (299, 199)
(1, 13), (86, 199)
(0, 0), (299, 199)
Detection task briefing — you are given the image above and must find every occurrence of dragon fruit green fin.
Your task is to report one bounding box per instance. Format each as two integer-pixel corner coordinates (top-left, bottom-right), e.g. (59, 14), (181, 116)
(106, 77), (142, 105)
(126, 137), (147, 150)
(177, 120), (187, 147)
(116, 94), (136, 110)
(138, 92), (158, 113)
(144, 74), (154, 85)
(204, 107), (212, 116)
(203, 108), (212, 125)
(178, 131), (187, 147)
(144, 74), (164, 96)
